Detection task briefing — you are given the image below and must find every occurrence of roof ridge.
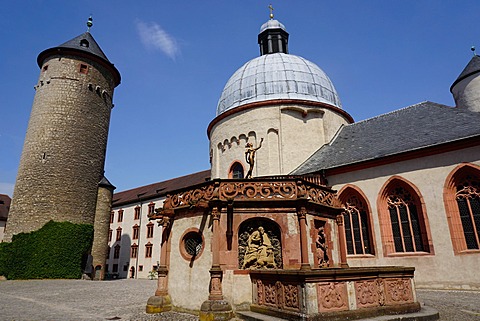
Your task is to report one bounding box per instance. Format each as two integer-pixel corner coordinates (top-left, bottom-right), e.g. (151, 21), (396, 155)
(348, 101), (450, 126)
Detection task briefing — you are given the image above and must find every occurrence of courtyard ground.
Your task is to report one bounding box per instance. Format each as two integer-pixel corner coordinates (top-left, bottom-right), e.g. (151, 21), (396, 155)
(0, 278), (479, 320)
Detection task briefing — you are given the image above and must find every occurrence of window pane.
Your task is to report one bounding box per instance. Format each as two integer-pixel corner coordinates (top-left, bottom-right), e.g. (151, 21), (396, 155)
(343, 212), (354, 255)
(351, 211), (363, 254)
(409, 204), (424, 252)
(398, 205), (413, 252)
(389, 207), (403, 252)
(458, 198), (479, 249)
(360, 211), (371, 254)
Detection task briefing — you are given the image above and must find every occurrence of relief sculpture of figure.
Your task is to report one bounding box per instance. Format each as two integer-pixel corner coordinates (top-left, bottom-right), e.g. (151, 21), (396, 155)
(245, 138), (263, 179)
(242, 226), (277, 269)
(316, 226), (329, 267)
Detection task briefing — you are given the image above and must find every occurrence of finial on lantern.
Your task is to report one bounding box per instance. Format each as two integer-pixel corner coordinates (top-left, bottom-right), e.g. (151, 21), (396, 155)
(269, 4), (274, 20)
(87, 15), (93, 32)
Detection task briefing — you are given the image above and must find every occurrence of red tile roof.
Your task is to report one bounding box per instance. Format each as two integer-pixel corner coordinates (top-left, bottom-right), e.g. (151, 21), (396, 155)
(112, 170), (211, 207)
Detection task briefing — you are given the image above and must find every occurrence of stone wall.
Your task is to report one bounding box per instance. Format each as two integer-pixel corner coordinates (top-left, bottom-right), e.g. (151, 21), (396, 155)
(4, 54), (116, 241)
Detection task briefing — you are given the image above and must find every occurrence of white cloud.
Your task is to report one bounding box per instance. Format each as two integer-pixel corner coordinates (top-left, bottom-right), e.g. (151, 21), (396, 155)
(136, 20), (179, 60)
(0, 183), (14, 197)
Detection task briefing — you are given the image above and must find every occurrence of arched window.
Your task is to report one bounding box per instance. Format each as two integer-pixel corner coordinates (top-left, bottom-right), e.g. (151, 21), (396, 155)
(378, 177), (432, 256)
(229, 162), (244, 179)
(338, 186), (374, 256)
(444, 164), (480, 253)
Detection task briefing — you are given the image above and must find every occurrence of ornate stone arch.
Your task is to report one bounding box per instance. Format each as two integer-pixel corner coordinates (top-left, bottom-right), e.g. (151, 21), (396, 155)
(238, 218), (282, 269)
(337, 184), (376, 256)
(377, 176), (433, 256)
(444, 163), (480, 254)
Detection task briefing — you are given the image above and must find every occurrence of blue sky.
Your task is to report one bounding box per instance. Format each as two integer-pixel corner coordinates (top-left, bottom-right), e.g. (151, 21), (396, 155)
(1, 1), (479, 196)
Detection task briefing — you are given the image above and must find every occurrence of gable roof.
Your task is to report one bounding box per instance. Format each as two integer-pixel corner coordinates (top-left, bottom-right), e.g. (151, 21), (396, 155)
(112, 170), (211, 207)
(292, 101), (480, 175)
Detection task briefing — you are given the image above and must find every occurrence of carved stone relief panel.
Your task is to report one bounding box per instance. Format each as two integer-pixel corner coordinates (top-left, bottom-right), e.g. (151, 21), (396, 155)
(317, 282), (349, 312)
(254, 278), (300, 312)
(238, 219), (282, 269)
(384, 278), (414, 305)
(355, 280), (380, 308)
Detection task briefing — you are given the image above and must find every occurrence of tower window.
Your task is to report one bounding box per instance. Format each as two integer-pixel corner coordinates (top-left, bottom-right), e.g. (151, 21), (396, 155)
(79, 64), (89, 74)
(229, 162), (244, 179)
(42, 65), (48, 72)
(80, 39), (89, 48)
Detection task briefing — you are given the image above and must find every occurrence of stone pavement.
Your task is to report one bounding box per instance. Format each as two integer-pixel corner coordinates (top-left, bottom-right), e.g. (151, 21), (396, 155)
(0, 278), (479, 321)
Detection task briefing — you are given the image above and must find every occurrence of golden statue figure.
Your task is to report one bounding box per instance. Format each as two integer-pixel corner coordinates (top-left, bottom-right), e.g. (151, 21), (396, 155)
(245, 138), (263, 179)
(242, 226), (277, 269)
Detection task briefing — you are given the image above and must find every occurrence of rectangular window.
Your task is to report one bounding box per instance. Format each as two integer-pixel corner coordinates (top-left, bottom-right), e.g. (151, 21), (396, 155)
(145, 244), (153, 258)
(116, 228), (122, 241)
(139, 265), (143, 272)
(148, 203), (155, 215)
(131, 246), (138, 258)
(108, 229), (112, 242)
(110, 212), (114, 224)
(133, 226), (139, 240)
(114, 246), (120, 259)
(79, 64), (89, 74)
(134, 207), (140, 220)
(147, 224), (154, 238)
(118, 210), (124, 222)
(112, 264), (118, 273)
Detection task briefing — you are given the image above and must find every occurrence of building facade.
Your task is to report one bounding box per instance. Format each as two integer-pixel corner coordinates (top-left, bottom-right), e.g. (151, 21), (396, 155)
(109, 15), (480, 302)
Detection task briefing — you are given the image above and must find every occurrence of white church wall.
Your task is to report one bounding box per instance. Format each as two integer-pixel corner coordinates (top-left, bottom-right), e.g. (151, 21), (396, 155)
(328, 146), (480, 289)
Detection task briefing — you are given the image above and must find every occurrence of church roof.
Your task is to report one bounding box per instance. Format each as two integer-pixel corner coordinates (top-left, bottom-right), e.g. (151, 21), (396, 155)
(451, 55), (480, 90)
(112, 170), (211, 207)
(292, 101), (480, 175)
(216, 53), (342, 115)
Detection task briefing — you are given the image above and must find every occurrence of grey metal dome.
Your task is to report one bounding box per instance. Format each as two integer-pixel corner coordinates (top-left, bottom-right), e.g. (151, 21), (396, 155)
(216, 53), (342, 116)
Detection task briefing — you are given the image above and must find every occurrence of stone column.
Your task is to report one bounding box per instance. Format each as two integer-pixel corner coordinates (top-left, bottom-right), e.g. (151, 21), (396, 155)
(200, 205), (233, 321)
(146, 216), (172, 313)
(336, 214), (349, 268)
(297, 206), (311, 270)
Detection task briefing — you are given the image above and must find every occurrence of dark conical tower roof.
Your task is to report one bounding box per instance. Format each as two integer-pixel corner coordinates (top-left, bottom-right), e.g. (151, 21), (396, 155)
(37, 31), (121, 86)
(451, 55), (480, 91)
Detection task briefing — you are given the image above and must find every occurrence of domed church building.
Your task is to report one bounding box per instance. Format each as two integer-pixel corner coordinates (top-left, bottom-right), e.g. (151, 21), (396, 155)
(106, 13), (479, 321)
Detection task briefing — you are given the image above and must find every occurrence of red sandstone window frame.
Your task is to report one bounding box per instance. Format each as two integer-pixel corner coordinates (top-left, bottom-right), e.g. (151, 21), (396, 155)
(443, 163), (480, 255)
(132, 225), (139, 240)
(179, 228), (205, 261)
(109, 211), (114, 224)
(377, 176), (434, 257)
(116, 227), (122, 241)
(131, 244), (138, 258)
(108, 229), (112, 242)
(146, 222), (154, 238)
(337, 185), (376, 257)
(148, 202), (155, 216)
(134, 206), (141, 220)
(145, 243), (153, 258)
(229, 161), (245, 179)
(79, 63), (89, 74)
(117, 209), (124, 222)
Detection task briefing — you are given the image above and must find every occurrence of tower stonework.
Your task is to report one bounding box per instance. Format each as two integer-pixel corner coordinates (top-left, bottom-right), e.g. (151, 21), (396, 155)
(4, 31), (120, 242)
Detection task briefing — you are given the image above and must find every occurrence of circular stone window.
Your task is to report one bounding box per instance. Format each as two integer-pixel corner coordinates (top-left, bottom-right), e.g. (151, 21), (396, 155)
(180, 230), (204, 260)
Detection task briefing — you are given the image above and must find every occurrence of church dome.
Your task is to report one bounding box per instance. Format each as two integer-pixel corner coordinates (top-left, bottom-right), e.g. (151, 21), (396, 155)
(216, 53), (342, 116)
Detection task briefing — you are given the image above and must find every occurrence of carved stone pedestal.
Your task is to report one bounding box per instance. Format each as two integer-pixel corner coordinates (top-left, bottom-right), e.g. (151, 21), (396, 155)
(146, 267), (172, 314)
(146, 294), (172, 314)
(199, 299), (234, 321)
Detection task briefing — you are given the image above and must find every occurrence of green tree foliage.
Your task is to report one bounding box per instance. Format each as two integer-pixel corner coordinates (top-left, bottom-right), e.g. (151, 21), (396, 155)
(0, 221), (93, 279)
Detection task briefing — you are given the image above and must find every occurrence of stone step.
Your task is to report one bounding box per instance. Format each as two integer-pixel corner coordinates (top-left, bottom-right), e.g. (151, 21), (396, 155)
(235, 310), (289, 321)
(235, 306), (439, 321)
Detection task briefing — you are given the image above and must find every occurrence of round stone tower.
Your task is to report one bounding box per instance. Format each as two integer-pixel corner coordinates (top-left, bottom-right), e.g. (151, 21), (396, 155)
(4, 22), (120, 241)
(451, 54), (480, 112)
